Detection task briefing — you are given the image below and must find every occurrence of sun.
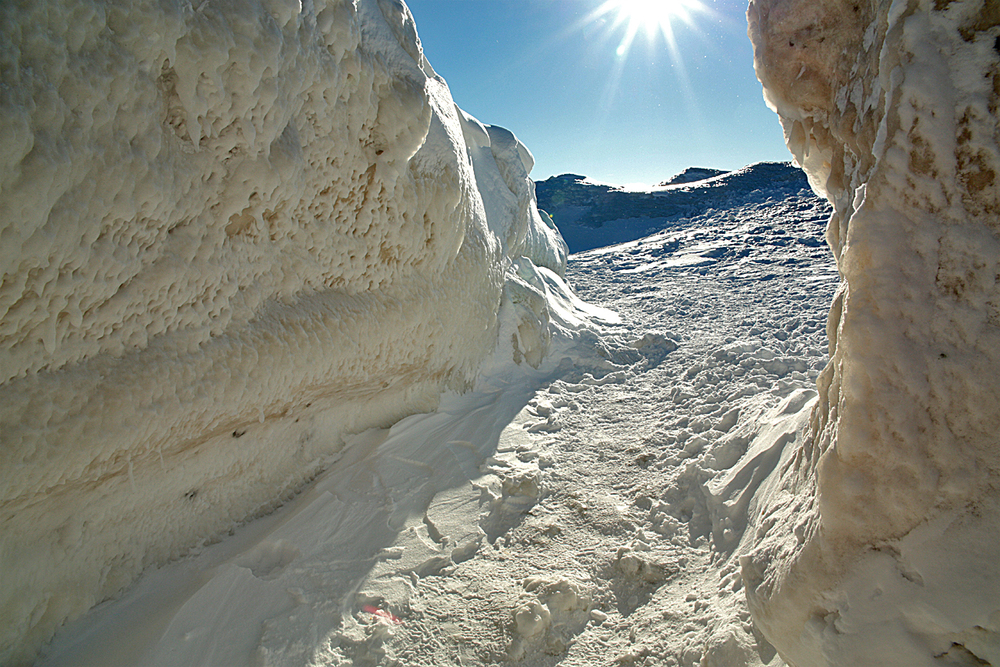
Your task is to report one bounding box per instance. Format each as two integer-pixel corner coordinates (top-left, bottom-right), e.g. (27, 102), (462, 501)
(575, 0), (710, 139)
(573, 0), (711, 128)
(613, 0), (698, 33)
(592, 0), (705, 57)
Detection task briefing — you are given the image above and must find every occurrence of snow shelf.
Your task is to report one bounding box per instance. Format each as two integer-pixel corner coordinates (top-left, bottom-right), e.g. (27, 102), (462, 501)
(0, 0), (570, 663)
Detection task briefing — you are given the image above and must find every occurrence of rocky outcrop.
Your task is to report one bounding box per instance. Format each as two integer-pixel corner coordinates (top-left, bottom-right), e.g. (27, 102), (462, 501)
(744, 0), (1000, 664)
(0, 1), (565, 663)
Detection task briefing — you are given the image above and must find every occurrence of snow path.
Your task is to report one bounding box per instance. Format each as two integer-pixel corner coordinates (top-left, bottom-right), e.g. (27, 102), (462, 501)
(39, 179), (838, 667)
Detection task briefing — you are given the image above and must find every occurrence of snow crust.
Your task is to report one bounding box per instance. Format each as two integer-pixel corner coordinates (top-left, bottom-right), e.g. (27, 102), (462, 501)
(0, 1), (569, 663)
(747, 0), (1000, 663)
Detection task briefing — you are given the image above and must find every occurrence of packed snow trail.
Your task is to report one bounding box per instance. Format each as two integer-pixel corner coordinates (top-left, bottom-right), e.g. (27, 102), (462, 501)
(39, 167), (839, 666)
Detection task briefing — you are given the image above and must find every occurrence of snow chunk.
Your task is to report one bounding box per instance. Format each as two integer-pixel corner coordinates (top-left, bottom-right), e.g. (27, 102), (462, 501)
(508, 576), (592, 660)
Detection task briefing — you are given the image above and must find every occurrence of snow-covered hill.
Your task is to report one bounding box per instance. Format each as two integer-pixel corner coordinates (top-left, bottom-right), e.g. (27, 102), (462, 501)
(657, 167), (727, 187)
(37, 170), (838, 666)
(535, 163), (816, 253)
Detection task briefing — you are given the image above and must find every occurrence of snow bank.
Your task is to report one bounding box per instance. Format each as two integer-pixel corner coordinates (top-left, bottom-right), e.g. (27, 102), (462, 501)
(745, 0), (1000, 664)
(0, 1), (567, 663)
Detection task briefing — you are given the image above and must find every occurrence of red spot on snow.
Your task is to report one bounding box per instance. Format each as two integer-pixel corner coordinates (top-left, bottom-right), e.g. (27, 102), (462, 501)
(362, 604), (402, 625)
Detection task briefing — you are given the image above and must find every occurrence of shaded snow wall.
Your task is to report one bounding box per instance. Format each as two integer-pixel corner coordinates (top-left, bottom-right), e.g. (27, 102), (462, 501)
(745, 0), (1000, 664)
(0, 0), (564, 663)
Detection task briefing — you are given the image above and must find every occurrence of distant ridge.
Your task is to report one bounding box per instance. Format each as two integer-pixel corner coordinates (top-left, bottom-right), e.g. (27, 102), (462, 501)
(534, 162), (821, 253)
(535, 162), (809, 228)
(657, 167), (726, 186)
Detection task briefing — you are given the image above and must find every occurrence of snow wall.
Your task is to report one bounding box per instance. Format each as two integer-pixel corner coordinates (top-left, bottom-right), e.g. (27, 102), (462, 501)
(746, 0), (1000, 664)
(0, 1), (568, 663)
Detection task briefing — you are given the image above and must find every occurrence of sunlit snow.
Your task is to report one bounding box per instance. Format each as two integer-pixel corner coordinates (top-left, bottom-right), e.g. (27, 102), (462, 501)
(39, 165), (838, 667)
(4, 0), (999, 665)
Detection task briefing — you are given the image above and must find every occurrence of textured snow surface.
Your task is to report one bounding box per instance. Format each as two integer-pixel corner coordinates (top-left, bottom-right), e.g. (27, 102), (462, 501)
(36, 174), (838, 666)
(747, 0), (1000, 664)
(0, 1), (566, 663)
(8, 0), (998, 663)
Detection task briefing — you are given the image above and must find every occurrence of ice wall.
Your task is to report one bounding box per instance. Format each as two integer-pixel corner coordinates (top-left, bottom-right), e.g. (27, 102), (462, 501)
(0, 1), (565, 663)
(745, 0), (1000, 664)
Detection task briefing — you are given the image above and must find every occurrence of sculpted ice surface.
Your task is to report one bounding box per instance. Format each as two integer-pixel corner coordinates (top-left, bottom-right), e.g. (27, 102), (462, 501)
(0, 0), (567, 663)
(745, 0), (1000, 663)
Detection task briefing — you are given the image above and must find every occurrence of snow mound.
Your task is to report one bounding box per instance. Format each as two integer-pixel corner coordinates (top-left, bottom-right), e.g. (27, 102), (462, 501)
(746, 0), (1000, 664)
(0, 1), (572, 663)
(509, 576), (593, 660)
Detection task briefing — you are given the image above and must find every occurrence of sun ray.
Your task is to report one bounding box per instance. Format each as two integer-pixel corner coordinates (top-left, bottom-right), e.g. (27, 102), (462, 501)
(584, 0), (712, 111)
(593, 0), (709, 57)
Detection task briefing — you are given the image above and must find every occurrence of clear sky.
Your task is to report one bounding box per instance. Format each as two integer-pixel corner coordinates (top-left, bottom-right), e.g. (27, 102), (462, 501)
(404, 0), (794, 188)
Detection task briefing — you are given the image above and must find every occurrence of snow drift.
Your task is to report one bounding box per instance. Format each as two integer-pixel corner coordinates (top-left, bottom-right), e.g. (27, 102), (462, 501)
(745, 0), (1000, 664)
(0, 0), (568, 663)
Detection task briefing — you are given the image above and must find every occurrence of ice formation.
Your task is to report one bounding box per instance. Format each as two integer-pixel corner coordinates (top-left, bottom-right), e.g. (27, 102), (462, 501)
(746, 0), (1000, 664)
(0, 0), (568, 663)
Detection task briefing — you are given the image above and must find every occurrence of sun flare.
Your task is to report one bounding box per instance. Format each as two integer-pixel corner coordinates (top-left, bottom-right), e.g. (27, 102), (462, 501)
(614, 0), (698, 34)
(581, 0), (710, 139)
(593, 0), (705, 57)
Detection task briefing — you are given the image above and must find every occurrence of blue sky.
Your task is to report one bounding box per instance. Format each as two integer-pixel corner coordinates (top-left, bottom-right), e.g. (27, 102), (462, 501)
(405, 0), (793, 187)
